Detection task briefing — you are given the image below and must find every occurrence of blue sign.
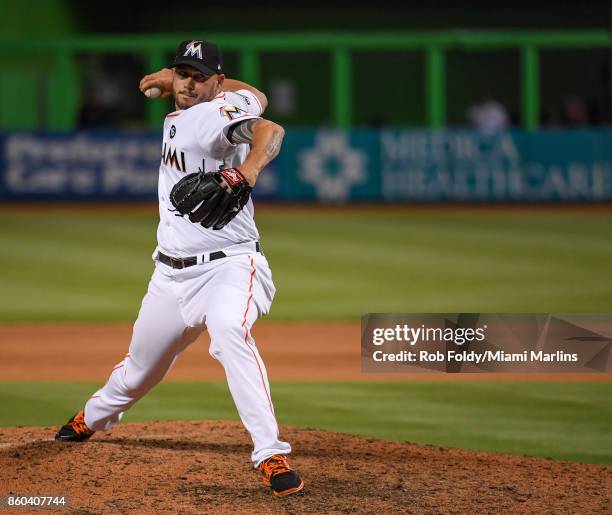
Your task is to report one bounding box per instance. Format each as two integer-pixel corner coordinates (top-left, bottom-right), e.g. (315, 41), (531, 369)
(278, 129), (612, 202)
(0, 131), (160, 200)
(279, 129), (380, 201)
(2, 129), (612, 202)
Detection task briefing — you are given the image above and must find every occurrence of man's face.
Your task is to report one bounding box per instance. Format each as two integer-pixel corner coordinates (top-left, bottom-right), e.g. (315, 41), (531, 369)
(172, 65), (224, 109)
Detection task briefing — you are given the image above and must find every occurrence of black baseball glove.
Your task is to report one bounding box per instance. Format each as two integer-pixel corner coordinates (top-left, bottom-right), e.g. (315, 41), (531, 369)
(169, 168), (252, 230)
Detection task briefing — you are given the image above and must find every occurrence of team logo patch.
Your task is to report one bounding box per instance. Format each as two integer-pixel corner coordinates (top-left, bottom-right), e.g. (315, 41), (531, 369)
(183, 40), (203, 60)
(221, 168), (244, 185)
(170, 125), (176, 138)
(220, 105), (248, 121)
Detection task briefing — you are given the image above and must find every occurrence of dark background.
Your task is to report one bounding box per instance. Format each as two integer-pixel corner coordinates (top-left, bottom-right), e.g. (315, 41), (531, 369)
(2, 0), (611, 129)
(69, 1), (610, 32)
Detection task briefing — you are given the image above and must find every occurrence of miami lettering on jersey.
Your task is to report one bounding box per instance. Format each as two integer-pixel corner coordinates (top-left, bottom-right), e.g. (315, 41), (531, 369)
(162, 143), (187, 173)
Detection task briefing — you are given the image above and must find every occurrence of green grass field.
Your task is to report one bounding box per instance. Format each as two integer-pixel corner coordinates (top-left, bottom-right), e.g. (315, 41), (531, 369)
(1, 207), (611, 466)
(0, 207), (611, 320)
(1, 381), (610, 465)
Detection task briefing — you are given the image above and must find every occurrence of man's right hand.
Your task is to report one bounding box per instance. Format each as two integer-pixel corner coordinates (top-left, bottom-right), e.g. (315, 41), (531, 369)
(139, 68), (174, 99)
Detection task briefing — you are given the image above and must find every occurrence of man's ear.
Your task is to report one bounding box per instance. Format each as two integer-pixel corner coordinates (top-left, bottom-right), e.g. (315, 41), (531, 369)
(217, 74), (225, 87)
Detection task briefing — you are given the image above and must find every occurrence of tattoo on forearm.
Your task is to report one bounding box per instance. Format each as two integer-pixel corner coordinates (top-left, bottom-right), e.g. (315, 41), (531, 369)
(228, 119), (256, 144)
(264, 130), (284, 159)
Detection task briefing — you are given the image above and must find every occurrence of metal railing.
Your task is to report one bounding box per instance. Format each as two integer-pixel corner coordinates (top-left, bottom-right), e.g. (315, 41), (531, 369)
(1, 30), (610, 130)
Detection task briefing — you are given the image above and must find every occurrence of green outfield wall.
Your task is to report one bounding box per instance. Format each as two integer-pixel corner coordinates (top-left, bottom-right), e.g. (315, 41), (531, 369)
(1, 31), (611, 131)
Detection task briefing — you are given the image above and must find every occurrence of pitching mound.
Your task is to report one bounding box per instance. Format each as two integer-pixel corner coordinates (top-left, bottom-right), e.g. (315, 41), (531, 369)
(1, 421), (609, 514)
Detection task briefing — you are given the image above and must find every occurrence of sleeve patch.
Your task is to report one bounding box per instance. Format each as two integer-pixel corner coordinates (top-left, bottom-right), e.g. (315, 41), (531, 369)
(220, 105), (249, 121)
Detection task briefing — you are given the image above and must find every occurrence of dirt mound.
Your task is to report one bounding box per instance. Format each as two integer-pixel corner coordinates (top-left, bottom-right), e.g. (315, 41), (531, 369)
(1, 421), (609, 514)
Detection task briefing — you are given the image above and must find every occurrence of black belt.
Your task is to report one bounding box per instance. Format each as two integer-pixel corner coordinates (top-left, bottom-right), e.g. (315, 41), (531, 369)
(157, 242), (261, 269)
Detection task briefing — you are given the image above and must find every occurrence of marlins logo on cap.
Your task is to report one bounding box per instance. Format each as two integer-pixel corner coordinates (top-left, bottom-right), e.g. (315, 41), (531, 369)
(183, 40), (203, 60)
(170, 39), (223, 76)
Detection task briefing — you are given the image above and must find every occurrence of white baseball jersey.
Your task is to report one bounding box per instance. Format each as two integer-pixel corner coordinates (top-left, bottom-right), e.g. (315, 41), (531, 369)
(156, 89), (264, 256)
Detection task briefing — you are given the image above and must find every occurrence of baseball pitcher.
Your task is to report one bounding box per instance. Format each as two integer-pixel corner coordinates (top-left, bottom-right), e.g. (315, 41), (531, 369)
(54, 39), (304, 497)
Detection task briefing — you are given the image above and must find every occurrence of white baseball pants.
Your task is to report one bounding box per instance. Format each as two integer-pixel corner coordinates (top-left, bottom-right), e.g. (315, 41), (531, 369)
(83, 249), (291, 466)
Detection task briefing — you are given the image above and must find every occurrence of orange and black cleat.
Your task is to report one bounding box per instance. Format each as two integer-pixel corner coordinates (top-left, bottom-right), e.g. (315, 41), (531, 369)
(259, 454), (304, 497)
(54, 410), (95, 442)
